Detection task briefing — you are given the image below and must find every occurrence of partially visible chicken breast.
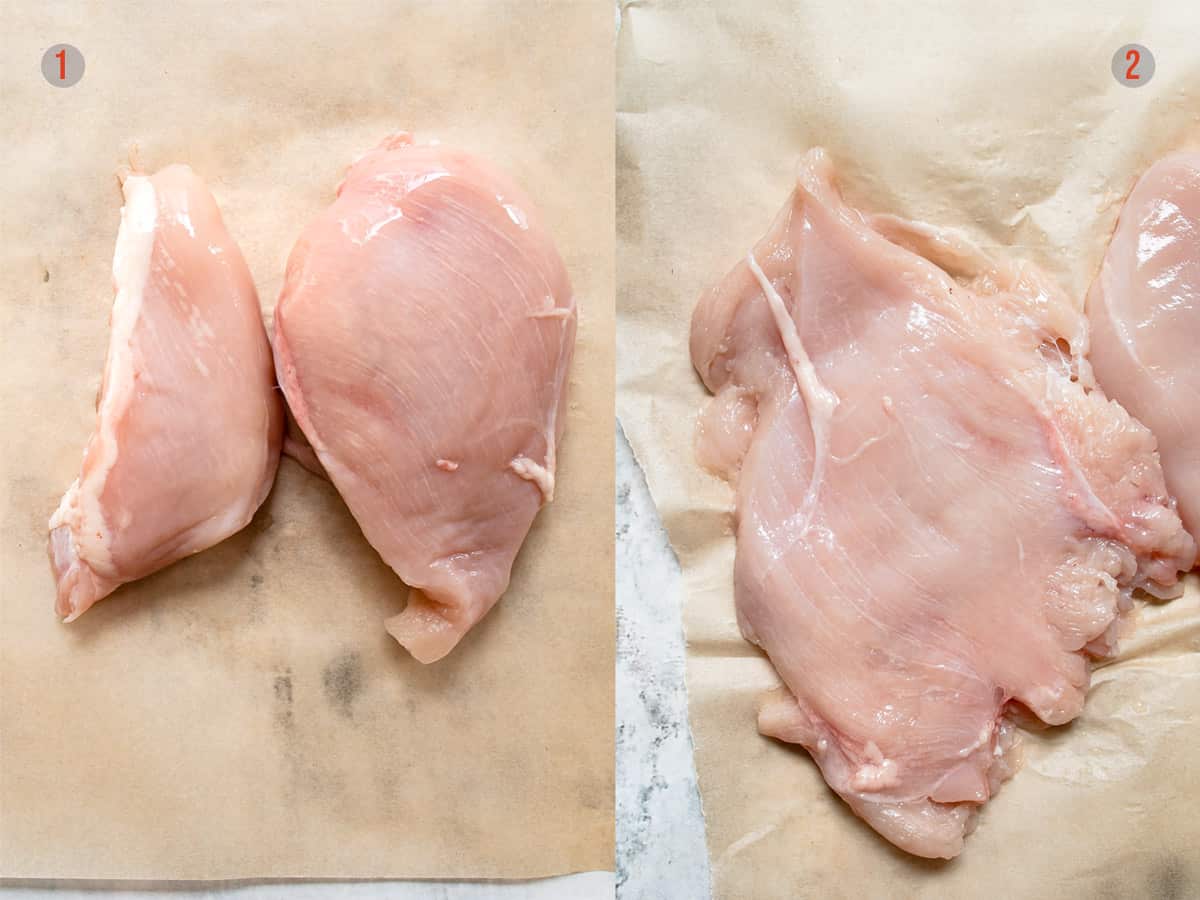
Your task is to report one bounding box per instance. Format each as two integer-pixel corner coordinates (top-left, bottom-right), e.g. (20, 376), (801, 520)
(1087, 152), (1200, 559)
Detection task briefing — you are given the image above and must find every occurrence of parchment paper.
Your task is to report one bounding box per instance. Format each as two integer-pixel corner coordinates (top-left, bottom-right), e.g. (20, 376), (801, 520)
(616, 2), (1200, 897)
(0, 0), (614, 880)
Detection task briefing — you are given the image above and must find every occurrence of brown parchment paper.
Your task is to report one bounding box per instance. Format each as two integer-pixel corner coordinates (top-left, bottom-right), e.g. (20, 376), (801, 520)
(0, 0), (614, 881)
(617, 2), (1200, 897)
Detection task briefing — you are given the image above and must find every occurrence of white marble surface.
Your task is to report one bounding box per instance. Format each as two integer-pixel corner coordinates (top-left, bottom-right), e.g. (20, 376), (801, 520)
(615, 424), (711, 900)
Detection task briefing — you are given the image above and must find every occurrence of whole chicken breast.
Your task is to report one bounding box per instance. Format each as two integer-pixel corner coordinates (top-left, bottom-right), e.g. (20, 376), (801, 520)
(274, 134), (576, 663)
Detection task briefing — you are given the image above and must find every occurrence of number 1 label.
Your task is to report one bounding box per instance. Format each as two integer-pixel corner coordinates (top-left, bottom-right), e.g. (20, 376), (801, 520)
(41, 43), (85, 88)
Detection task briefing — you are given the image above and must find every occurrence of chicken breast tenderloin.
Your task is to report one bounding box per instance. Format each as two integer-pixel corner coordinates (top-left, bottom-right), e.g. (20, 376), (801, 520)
(690, 150), (1195, 858)
(1087, 152), (1200, 557)
(274, 134), (575, 663)
(49, 165), (283, 621)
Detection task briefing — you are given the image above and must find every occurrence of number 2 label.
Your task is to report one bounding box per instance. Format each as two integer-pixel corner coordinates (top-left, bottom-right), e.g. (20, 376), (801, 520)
(1113, 43), (1154, 88)
(1125, 48), (1140, 80)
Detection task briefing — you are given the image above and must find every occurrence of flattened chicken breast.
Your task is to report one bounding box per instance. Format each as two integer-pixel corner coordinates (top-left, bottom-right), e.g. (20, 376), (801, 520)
(691, 150), (1194, 858)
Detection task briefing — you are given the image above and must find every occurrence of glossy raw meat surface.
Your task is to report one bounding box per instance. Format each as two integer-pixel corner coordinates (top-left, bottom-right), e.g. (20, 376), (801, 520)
(49, 165), (283, 620)
(274, 134), (575, 663)
(1087, 153), (1200, 557)
(690, 150), (1195, 858)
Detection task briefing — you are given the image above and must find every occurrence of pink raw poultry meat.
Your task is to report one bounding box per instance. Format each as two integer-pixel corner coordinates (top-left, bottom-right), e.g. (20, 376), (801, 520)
(49, 165), (283, 620)
(1087, 152), (1200, 559)
(689, 149), (1195, 858)
(274, 134), (575, 663)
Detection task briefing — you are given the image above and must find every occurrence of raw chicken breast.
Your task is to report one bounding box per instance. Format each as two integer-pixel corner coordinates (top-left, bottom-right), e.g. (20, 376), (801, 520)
(1087, 153), (1200, 557)
(50, 165), (283, 620)
(690, 150), (1195, 858)
(274, 134), (575, 663)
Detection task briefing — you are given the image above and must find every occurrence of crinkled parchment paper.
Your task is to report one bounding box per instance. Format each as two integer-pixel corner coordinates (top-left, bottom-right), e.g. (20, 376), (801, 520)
(616, 2), (1200, 897)
(0, 0), (613, 880)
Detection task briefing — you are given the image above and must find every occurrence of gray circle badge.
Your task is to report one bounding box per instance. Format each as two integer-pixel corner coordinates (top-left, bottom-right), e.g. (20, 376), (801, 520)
(1112, 44), (1154, 88)
(41, 44), (85, 88)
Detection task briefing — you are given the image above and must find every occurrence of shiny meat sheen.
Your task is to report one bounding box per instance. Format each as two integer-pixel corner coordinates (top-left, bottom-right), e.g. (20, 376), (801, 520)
(1087, 152), (1200, 558)
(274, 133), (575, 663)
(49, 165), (283, 620)
(690, 149), (1195, 859)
